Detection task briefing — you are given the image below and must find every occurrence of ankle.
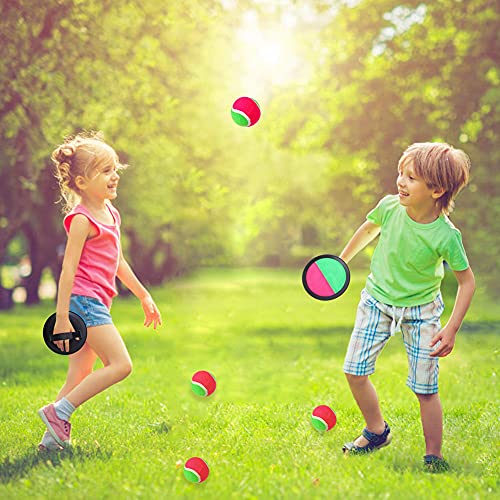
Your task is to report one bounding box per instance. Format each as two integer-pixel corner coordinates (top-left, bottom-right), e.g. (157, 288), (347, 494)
(366, 421), (386, 435)
(54, 397), (76, 421)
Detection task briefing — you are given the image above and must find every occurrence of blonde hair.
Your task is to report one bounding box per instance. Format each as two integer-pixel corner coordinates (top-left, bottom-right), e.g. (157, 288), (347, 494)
(398, 142), (471, 215)
(51, 132), (126, 213)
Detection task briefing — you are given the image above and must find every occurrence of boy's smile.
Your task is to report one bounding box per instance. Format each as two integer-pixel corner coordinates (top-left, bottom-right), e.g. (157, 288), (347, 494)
(397, 160), (444, 223)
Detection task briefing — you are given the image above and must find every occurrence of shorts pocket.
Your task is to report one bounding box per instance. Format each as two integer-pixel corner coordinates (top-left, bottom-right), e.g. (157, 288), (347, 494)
(360, 288), (378, 307)
(419, 293), (445, 323)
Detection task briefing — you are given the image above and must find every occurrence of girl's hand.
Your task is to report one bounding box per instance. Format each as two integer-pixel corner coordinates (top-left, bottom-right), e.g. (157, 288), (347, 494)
(141, 295), (162, 330)
(53, 317), (75, 353)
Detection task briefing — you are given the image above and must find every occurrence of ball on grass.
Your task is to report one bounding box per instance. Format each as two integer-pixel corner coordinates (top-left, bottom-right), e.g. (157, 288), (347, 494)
(231, 96), (261, 127)
(191, 370), (216, 397)
(184, 457), (209, 483)
(311, 405), (337, 432)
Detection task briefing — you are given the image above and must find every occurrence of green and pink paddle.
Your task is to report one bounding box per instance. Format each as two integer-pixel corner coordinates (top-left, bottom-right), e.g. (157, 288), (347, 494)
(302, 254), (350, 301)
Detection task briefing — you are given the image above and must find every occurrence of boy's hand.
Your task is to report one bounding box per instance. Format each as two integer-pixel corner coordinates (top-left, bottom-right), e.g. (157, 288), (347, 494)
(141, 296), (162, 330)
(429, 326), (457, 357)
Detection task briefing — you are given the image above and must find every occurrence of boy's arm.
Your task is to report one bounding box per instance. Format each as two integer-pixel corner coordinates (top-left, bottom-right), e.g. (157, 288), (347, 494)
(430, 267), (475, 357)
(339, 221), (381, 263)
(117, 249), (162, 329)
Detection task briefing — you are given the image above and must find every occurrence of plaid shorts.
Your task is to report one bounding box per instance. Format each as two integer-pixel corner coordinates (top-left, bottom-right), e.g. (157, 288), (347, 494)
(343, 288), (445, 394)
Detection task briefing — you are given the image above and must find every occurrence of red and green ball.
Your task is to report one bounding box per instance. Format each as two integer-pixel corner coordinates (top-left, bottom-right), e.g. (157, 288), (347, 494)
(184, 457), (209, 483)
(231, 96), (261, 127)
(311, 405), (337, 432)
(191, 370), (216, 397)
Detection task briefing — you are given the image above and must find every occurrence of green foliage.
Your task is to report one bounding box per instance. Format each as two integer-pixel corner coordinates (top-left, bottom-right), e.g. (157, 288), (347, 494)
(269, 0), (499, 293)
(0, 0), (498, 295)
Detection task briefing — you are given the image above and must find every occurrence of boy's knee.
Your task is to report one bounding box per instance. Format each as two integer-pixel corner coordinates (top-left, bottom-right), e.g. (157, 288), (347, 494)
(345, 373), (368, 385)
(415, 392), (439, 402)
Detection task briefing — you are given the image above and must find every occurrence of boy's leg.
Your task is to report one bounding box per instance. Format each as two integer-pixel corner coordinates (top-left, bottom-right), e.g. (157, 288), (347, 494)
(402, 293), (445, 459)
(416, 392), (443, 457)
(345, 374), (386, 446)
(343, 289), (393, 447)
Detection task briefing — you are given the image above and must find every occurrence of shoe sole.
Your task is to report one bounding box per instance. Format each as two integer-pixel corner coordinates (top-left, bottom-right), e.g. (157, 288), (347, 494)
(37, 409), (70, 449)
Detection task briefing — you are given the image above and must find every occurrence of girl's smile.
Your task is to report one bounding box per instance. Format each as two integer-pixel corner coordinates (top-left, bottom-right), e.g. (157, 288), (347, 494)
(81, 163), (120, 203)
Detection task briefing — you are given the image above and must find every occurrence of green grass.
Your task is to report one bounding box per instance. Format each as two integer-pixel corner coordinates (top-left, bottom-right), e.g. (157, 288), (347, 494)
(0, 268), (499, 499)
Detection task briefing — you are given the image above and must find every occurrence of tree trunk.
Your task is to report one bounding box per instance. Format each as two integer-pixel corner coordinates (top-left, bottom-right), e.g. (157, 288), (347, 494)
(21, 162), (65, 305)
(0, 283), (14, 310)
(23, 265), (43, 305)
(125, 229), (181, 285)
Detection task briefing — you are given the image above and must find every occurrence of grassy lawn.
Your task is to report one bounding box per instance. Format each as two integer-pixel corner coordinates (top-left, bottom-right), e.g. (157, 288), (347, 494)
(0, 268), (498, 499)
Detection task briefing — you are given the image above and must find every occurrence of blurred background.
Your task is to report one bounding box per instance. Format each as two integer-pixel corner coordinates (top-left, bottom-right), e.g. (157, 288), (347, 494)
(0, 0), (498, 309)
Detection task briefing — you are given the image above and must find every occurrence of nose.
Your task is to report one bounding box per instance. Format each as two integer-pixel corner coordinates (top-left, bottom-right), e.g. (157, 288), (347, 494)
(397, 173), (404, 189)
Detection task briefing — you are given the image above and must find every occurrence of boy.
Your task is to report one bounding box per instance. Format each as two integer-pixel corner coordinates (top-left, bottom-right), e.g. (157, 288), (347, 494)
(339, 142), (475, 472)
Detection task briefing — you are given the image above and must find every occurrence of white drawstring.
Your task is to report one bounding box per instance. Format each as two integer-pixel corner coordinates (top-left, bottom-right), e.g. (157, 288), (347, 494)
(390, 306), (406, 336)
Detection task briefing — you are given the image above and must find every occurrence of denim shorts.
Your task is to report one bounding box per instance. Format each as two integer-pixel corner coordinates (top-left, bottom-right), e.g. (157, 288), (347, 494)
(343, 289), (445, 394)
(70, 294), (113, 327)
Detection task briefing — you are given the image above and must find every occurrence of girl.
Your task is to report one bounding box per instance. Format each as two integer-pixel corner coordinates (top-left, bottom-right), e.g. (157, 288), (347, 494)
(38, 133), (162, 451)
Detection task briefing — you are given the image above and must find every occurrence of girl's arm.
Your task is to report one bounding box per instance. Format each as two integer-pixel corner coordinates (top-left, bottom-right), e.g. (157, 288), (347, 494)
(430, 266), (476, 357)
(339, 220), (381, 263)
(54, 215), (90, 351)
(116, 249), (162, 329)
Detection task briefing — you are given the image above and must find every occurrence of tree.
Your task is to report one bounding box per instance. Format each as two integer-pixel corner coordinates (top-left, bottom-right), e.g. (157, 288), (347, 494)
(269, 0), (500, 294)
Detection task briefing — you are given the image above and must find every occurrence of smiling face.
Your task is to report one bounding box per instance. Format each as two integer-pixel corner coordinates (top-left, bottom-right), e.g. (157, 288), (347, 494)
(75, 143), (122, 203)
(87, 162), (121, 201)
(397, 142), (471, 215)
(397, 158), (444, 212)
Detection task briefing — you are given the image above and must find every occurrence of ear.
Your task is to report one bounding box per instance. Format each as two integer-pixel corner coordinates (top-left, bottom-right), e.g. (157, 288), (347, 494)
(431, 187), (446, 200)
(74, 175), (87, 191)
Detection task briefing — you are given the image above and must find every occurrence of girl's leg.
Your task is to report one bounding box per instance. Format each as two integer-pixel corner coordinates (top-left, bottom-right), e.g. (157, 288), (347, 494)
(416, 392), (443, 457)
(345, 373), (386, 446)
(38, 326), (128, 449)
(64, 324), (132, 408)
(40, 343), (98, 450)
(55, 342), (98, 401)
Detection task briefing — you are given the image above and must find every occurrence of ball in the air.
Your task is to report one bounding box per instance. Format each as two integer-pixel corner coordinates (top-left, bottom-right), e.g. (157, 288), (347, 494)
(311, 405), (337, 432)
(184, 457), (210, 483)
(231, 96), (261, 127)
(191, 370), (216, 397)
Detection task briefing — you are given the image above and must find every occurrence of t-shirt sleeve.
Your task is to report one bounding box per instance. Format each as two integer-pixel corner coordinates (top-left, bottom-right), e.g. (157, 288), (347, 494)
(442, 229), (469, 271)
(366, 195), (394, 226)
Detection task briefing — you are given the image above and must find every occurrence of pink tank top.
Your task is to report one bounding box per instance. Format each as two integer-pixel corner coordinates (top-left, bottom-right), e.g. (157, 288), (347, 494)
(64, 203), (121, 309)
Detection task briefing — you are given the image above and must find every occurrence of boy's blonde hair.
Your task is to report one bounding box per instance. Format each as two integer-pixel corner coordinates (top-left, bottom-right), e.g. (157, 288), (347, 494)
(51, 132), (126, 213)
(399, 142), (471, 215)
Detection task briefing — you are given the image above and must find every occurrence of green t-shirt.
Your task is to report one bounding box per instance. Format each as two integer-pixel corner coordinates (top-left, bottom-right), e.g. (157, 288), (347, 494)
(366, 195), (469, 306)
